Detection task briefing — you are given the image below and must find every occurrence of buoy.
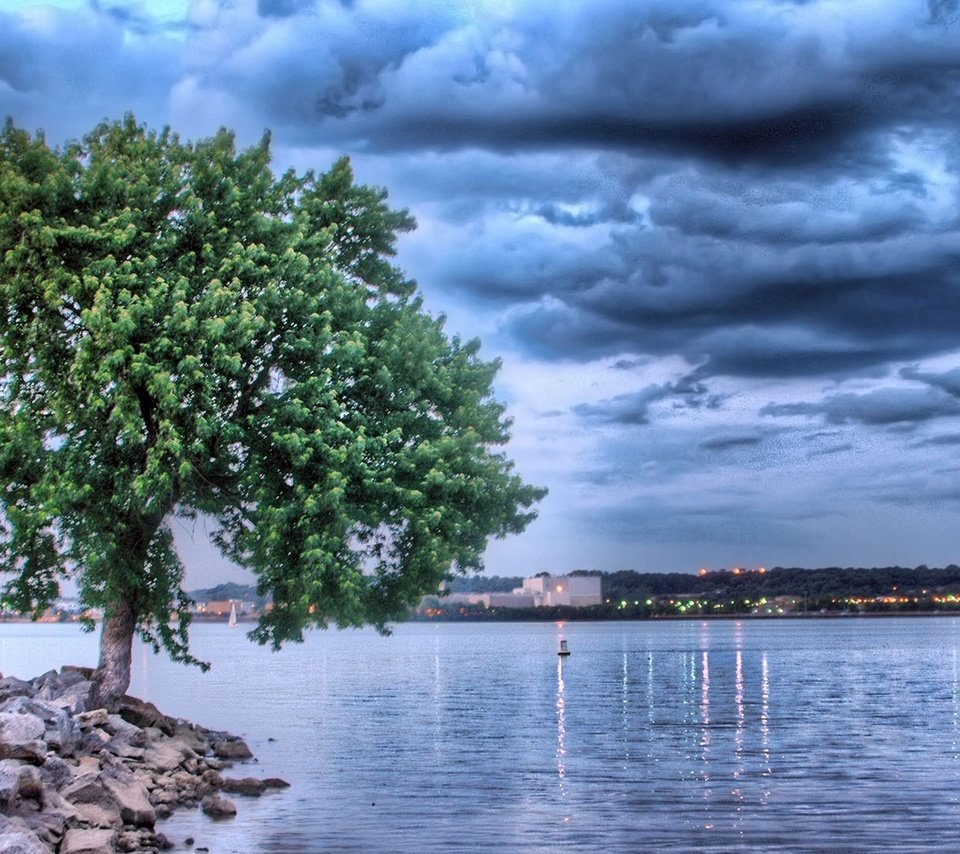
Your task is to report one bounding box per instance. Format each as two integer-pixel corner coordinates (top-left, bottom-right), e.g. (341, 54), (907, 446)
(558, 639), (571, 656)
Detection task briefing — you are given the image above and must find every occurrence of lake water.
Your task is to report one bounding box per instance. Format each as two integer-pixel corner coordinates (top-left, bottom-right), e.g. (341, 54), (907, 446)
(3, 617), (960, 852)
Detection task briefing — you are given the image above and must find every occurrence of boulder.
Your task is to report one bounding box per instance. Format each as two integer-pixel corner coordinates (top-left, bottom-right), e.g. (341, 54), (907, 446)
(36, 790), (82, 825)
(17, 808), (68, 850)
(220, 776), (267, 796)
(101, 775), (156, 828)
(211, 738), (253, 760)
(200, 793), (237, 818)
(0, 759), (23, 809)
(105, 714), (144, 745)
(61, 767), (111, 808)
(12, 765), (43, 802)
(50, 682), (93, 715)
(31, 671), (63, 702)
(0, 698), (83, 757)
(98, 752), (158, 828)
(143, 739), (192, 773)
(58, 667), (93, 687)
(118, 697), (175, 736)
(79, 728), (111, 753)
(0, 677), (33, 704)
(60, 828), (115, 854)
(72, 801), (122, 829)
(0, 712), (47, 764)
(263, 777), (291, 789)
(0, 815), (49, 854)
(75, 710), (109, 730)
(171, 723), (208, 754)
(39, 755), (75, 791)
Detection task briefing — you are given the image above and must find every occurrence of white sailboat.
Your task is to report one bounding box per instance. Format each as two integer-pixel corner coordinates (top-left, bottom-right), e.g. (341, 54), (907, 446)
(228, 601), (239, 628)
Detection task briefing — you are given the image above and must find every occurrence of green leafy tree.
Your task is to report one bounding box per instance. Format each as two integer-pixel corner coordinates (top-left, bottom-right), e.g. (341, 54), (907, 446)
(0, 116), (545, 709)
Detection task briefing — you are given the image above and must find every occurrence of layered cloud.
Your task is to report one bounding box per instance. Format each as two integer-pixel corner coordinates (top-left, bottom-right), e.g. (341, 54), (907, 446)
(3, 0), (959, 576)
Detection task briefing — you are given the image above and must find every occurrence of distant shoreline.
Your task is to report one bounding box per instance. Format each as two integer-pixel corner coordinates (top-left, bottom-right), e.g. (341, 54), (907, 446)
(5, 610), (960, 626)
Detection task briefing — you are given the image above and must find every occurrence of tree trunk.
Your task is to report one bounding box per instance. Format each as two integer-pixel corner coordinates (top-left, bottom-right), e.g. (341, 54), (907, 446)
(90, 596), (137, 711)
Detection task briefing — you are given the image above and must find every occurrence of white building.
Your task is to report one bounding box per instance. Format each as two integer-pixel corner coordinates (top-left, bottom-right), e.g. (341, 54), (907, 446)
(518, 574), (603, 607)
(425, 573), (603, 611)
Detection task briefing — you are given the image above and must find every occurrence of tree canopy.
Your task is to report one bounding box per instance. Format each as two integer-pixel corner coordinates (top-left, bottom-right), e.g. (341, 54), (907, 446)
(0, 116), (544, 705)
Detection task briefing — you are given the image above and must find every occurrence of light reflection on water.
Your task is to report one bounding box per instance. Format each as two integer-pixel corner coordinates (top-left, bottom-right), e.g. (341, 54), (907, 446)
(3, 618), (960, 852)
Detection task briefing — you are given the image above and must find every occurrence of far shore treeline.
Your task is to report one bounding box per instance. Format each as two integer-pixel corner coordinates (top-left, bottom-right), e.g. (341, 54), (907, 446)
(422, 565), (960, 621)
(185, 565), (960, 623)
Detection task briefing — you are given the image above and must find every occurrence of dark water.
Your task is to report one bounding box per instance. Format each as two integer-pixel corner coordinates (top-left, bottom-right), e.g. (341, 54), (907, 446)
(3, 617), (960, 852)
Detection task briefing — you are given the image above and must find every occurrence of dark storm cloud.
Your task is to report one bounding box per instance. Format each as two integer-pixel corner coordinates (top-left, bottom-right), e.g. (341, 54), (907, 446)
(921, 432), (960, 445)
(364, 9), (955, 168)
(573, 377), (720, 425)
(4, 0), (960, 571)
(257, 0), (318, 18)
(761, 387), (960, 426)
(901, 366), (960, 397)
(507, 255), (960, 377)
(699, 435), (763, 452)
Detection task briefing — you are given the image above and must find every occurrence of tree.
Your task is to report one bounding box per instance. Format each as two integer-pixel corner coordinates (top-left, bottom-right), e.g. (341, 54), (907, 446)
(0, 116), (545, 709)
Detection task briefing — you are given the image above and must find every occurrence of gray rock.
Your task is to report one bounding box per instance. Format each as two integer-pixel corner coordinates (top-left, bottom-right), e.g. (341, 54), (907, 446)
(0, 697), (82, 758)
(0, 815), (49, 854)
(61, 767), (111, 807)
(50, 681), (93, 715)
(58, 667), (92, 688)
(13, 765), (43, 802)
(118, 697), (174, 735)
(18, 807), (67, 850)
(31, 671), (63, 701)
(60, 828), (115, 854)
(0, 712), (47, 764)
(220, 776), (267, 796)
(75, 709), (109, 729)
(143, 740), (190, 773)
(263, 777), (291, 789)
(0, 677), (33, 704)
(72, 801), (122, 829)
(39, 755), (74, 791)
(211, 738), (253, 760)
(170, 723), (208, 755)
(0, 759), (23, 809)
(200, 793), (237, 818)
(101, 774), (156, 828)
(79, 728), (111, 753)
(106, 714), (144, 744)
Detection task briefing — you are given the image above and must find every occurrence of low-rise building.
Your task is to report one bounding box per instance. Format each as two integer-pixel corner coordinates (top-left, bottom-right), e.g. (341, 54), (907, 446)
(519, 574), (603, 607)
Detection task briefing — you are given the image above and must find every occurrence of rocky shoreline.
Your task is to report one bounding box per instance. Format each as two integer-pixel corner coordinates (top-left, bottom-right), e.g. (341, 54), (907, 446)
(0, 667), (287, 853)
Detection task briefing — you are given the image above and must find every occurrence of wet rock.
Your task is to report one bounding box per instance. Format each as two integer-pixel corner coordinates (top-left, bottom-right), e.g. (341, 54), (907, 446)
(211, 739), (253, 760)
(220, 776), (267, 796)
(200, 794), (237, 818)
(143, 738), (194, 774)
(0, 670), (284, 852)
(263, 777), (291, 789)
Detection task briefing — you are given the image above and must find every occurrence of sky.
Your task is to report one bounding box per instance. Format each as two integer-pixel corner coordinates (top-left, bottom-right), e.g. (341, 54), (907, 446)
(2, 0), (959, 585)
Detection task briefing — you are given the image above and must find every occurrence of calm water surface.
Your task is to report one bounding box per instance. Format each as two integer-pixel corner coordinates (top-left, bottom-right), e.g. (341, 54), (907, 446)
(3, 617), (960, 852)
